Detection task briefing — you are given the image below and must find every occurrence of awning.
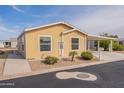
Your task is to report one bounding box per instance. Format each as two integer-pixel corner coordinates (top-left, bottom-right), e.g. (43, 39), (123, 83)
(87, 34), (116, 41)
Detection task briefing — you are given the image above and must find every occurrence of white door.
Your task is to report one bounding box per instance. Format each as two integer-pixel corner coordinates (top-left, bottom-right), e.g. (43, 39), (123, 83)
(58, 42), (64, 57)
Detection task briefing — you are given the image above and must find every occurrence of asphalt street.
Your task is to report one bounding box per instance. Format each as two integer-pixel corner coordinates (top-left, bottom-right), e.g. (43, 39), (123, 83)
(1, 61), (124, 88)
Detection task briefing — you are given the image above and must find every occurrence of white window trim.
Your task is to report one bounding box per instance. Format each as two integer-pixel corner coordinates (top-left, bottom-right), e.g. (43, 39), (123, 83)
(38, 35), (52, 53)
(70, 37), (80, 51)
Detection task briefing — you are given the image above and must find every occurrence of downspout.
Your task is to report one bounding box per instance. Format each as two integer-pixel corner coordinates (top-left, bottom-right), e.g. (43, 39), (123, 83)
(60, 32), (64, 58)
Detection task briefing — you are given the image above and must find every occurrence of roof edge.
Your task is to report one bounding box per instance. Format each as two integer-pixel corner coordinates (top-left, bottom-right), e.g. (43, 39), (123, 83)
(25, 21), (65, 32)
(88, 34), (117, 40)
(62, 28), (87, 35)
(18, 21), (88, 39)
(24, 21), (88, 35)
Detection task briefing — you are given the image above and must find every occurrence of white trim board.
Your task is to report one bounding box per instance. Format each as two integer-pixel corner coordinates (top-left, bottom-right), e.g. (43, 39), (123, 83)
(62, 28), (87, 36)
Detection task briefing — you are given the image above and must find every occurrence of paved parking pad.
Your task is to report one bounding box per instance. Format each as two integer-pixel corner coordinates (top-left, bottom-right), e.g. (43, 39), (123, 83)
(92, 51), (124, 61)
(3, 53), (31, 76)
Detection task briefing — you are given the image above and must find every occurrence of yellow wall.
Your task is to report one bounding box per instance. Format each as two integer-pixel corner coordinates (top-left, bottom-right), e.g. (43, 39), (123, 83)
(18, 24), (87, 59)
(63, 31), (86, 57)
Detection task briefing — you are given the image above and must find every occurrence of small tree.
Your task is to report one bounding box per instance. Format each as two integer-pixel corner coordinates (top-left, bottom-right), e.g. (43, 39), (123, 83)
(69, 51), (78, 61)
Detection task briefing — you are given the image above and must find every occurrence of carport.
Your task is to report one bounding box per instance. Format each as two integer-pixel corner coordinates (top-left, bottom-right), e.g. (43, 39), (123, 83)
(87, 34), (116, 52)
(87, 34), (116, 61)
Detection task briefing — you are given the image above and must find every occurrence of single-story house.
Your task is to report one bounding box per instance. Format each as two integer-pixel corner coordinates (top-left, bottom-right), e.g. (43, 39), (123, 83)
(10, 38), (17, 48)
(0, 40), (5, 48)
(0, 38), (17, 48)
(0, 40), (11, 48)
(116, 38), (124, 46)
(17, 22), (115, 60)
(17, 22), (87, 59)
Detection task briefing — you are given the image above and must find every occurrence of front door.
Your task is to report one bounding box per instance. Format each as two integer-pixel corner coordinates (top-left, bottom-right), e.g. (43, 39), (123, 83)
(58, 42), (64, 57)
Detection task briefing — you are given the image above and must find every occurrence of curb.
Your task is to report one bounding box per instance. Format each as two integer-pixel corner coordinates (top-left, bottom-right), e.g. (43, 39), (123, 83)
(0, 60), (123, 81)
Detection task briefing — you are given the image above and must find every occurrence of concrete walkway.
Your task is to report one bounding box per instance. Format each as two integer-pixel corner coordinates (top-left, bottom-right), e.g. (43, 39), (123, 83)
(92, 51), (124, 61)
(3, 53), (31, 76)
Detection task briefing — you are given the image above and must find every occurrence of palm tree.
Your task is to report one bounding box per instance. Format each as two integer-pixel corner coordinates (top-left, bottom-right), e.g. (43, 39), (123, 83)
(69, 51), (78, 61)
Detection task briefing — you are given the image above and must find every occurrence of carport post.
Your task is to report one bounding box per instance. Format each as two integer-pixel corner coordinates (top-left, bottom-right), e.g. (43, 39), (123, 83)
(97, 40), (100, 51)
(88, 40), (90, 51)
(109, 40), (113, 52)
(98, 40), (101, 61)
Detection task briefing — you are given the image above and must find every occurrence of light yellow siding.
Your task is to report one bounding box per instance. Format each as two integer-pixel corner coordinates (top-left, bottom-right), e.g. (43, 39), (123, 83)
(63, 31), (86, 57)
(25, 24), (72, 59)
(18, 24), (87, 59)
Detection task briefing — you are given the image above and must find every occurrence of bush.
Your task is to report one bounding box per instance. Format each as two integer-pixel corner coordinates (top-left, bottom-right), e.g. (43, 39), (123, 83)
(44, 56), (58, 65)
(69, 51), (78, 61)
(113, 42), (124, 51)
(0, 50), (4, 55)
(81, 51), (93, 60)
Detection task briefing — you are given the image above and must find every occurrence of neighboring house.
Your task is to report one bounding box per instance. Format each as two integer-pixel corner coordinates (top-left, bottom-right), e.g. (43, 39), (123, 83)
(10, 38), (17, 48)
(0, 38), (17, 48)
(17, 22), (87, 59)
(0, 40), (11, 48)
(116, 38), (124, 46)
(0, 40), (5, 48)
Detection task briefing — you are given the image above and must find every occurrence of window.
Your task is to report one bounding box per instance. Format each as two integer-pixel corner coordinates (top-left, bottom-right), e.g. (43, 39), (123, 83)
(71, 38), (79, 50)
(40, 36), (51, 51)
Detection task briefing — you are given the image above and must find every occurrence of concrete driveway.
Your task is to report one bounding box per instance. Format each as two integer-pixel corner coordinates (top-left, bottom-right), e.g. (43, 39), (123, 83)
(92, 51), (124, 61)
(3, 52), (31, 76)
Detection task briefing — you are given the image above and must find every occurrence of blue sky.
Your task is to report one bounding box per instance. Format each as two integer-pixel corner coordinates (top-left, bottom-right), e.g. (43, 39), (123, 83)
(0, 5), (124, 40)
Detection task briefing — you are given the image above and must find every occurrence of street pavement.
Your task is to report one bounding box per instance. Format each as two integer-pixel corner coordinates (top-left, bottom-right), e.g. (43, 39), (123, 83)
(1, 61), (124, 88)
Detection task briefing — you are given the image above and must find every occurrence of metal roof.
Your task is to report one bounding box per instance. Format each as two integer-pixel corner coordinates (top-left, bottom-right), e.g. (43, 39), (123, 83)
(87, 34), (116, 40)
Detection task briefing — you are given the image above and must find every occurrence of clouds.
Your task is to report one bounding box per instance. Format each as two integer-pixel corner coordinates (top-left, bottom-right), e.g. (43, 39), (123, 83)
(0, 18), (20, 40)
(10, 5), (25, 13)
(1, 5), (124, 40)
(10, 5), (41, 18)
(71, 6), (124, 38)
(0, 25), (19, 40)
(0, 23), (20, 33)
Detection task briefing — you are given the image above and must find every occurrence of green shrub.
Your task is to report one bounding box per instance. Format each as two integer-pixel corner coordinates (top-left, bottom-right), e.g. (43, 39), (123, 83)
(44, 56), (58, 65)
(100, 40), (110, 51)
(81, 51), (93, 60)
(69, 51), (78, 61)
(0, 50), (4, 55)
(113, 42), (124, 51)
